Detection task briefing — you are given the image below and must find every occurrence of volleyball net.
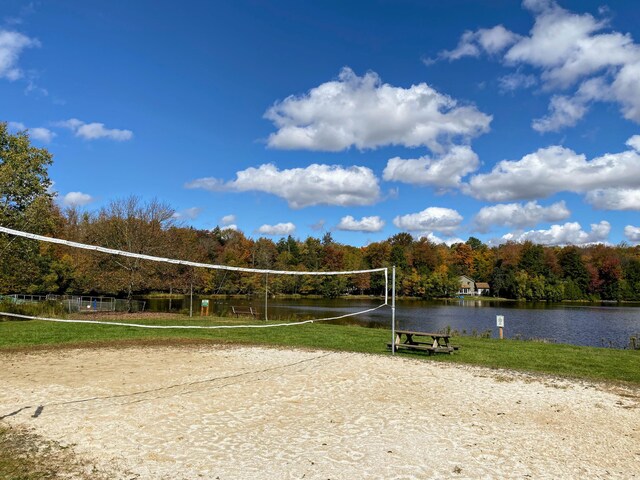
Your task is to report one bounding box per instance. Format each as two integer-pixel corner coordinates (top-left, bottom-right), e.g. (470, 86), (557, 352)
(0, 226), (395, 330)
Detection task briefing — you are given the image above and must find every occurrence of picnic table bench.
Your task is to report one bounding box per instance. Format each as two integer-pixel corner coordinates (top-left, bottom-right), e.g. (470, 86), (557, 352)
(387, 330), (459, 355)
(231, 306), (260, 318)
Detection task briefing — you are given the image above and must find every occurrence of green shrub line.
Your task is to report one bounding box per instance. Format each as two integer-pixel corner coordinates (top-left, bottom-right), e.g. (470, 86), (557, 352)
(0, 316), (639, 384)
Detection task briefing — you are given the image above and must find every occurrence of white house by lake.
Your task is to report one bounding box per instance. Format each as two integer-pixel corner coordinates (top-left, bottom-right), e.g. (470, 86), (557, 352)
(458, 276), (490, 296)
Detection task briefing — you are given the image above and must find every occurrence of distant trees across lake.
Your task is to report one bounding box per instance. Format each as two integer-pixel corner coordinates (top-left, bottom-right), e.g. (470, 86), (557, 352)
(2, 121), (640, 303)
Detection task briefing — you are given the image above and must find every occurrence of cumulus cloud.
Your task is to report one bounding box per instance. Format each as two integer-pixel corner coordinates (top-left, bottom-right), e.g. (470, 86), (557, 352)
(393, 207), (463, 235)
(256, 222), (296, 236)
(420, 232), (466, 246)
(585, 188), (640, 210)
(60, 191), (94, 207)
(624, 225), (640, 243)
(473, 200), (570, 233)
(186, 163), (380, 209)
(532, 77), (610, 132)
(441, 1), (640, 131)
(498, 72), (538, 92)
(440, 25), (521, 60)
(172, 207), (202, 220)
(500, 221), (610, 246)
(465, 137), (640, 202)
(0, 29), (39, 81)
(8, 121), (55, 143)
(626, 135), (640, 151)
(335, 215), (385, 233)
(221, 214), (236, 225)
(383, 145), (479, 189)
(265, 67), (491, 153)
(57, 118), (133, 141)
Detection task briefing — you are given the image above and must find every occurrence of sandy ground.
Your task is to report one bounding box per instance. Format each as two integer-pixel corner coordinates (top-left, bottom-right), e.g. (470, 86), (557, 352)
(1, 345), (639, 480)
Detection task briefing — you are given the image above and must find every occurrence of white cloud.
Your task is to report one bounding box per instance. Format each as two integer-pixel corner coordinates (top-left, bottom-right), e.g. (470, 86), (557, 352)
(57, 118), (133, 141)
(440, 25), (521, 60)
(30, 127), (56, 143)
(465, 137), (640, 202)
(256, 222), (296, 236)
(500, 221), (610, 246)
(265, 67), (491, 153)
(532, 77), (610, 132)
(624, 225), (640, 243)
(220, 214), (236, 225)
(443, 2), (640, 131)
(626, 135), (640, 151)
(383, 145), (479, 189)
(531, 94), (588, 132)
(172, 207), (202, 220)
(186, 163), (380, 209)
(393, 207), (463, 235)
(420, 232), (466, 246)
(585, 188), (640, 210)
(61, 191), (94, 207)
(0, 29), (39, 81)
(221, 224), (238, 231)
(498, 72), (537, 92)
(336, 215), (385, 233)
(473, 200), (570, 233)
(8, 121), (55, 143)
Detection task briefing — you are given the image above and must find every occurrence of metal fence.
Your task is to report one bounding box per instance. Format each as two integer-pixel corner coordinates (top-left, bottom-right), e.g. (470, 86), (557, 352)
(0, 294), (49, 304)
(1, 294), (145, 314)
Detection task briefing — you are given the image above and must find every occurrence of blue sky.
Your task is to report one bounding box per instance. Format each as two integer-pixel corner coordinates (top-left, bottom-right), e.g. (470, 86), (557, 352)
(3, 0), (640, 246)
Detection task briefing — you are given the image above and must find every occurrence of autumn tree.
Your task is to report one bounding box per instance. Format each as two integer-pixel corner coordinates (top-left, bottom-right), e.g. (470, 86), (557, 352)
(85, 196), (175, 309)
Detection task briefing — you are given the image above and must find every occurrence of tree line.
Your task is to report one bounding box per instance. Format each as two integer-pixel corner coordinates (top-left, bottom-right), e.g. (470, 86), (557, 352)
(2, 122), (640, 303)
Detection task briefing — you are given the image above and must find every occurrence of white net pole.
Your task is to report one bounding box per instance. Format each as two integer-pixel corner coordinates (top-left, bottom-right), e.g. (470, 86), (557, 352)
(391, 265), (396, 355)
(385, 268), (388, 304)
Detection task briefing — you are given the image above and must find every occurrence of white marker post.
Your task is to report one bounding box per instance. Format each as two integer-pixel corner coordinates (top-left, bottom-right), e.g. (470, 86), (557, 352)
(496, 315), (504, 339)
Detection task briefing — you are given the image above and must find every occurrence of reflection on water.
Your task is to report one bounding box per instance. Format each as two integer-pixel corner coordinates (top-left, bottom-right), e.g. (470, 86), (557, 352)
(141, 296), (640, 348)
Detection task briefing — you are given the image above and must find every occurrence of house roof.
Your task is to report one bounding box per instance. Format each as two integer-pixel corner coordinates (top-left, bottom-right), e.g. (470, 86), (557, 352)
(475, 282), (490, 288)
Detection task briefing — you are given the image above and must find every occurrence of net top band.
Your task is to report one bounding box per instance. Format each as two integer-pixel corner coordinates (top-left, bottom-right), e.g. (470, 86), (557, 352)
(0, 226), (387, 276)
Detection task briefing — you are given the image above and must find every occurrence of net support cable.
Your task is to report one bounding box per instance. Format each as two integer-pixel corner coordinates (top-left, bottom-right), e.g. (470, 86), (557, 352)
(0, 304), (388, 329)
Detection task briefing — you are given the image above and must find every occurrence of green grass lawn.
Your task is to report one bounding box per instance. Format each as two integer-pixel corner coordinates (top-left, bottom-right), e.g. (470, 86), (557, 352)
(1, 316), (639, 384)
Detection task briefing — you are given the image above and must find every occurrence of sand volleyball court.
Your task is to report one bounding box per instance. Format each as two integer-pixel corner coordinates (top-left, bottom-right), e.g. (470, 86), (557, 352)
(1, 345), (639, 479)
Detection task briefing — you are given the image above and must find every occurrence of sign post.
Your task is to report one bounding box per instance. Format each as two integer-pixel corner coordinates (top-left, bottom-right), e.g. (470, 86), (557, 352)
(496, 315), (504, 339)
(201, 299), (209, 317)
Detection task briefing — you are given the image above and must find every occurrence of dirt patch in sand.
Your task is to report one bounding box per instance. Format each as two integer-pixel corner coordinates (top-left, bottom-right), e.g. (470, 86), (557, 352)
(1, 345), (639, 479)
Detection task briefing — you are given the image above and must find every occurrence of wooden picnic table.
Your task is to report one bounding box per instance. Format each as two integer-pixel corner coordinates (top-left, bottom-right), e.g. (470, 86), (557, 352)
(387, 330), (459, 355)
(231, 306), (260, 318)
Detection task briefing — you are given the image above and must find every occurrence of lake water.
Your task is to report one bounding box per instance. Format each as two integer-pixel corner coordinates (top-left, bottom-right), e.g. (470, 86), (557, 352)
(143, 296), (640, 349)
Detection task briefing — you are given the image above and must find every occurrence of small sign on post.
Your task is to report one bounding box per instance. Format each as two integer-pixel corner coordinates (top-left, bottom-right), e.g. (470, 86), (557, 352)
(200, 299), (210, 317)
(496, 315), (504, 339)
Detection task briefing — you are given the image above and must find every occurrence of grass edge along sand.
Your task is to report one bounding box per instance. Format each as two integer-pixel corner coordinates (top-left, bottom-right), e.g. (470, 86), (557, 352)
(0, 315), (639, 385)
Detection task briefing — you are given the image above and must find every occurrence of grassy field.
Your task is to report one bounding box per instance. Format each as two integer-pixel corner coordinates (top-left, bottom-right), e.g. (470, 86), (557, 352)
(1, 315), (639, 384)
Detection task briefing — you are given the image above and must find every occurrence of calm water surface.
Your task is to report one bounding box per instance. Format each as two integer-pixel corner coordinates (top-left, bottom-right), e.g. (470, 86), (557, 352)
(144, 297), (640, 348)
